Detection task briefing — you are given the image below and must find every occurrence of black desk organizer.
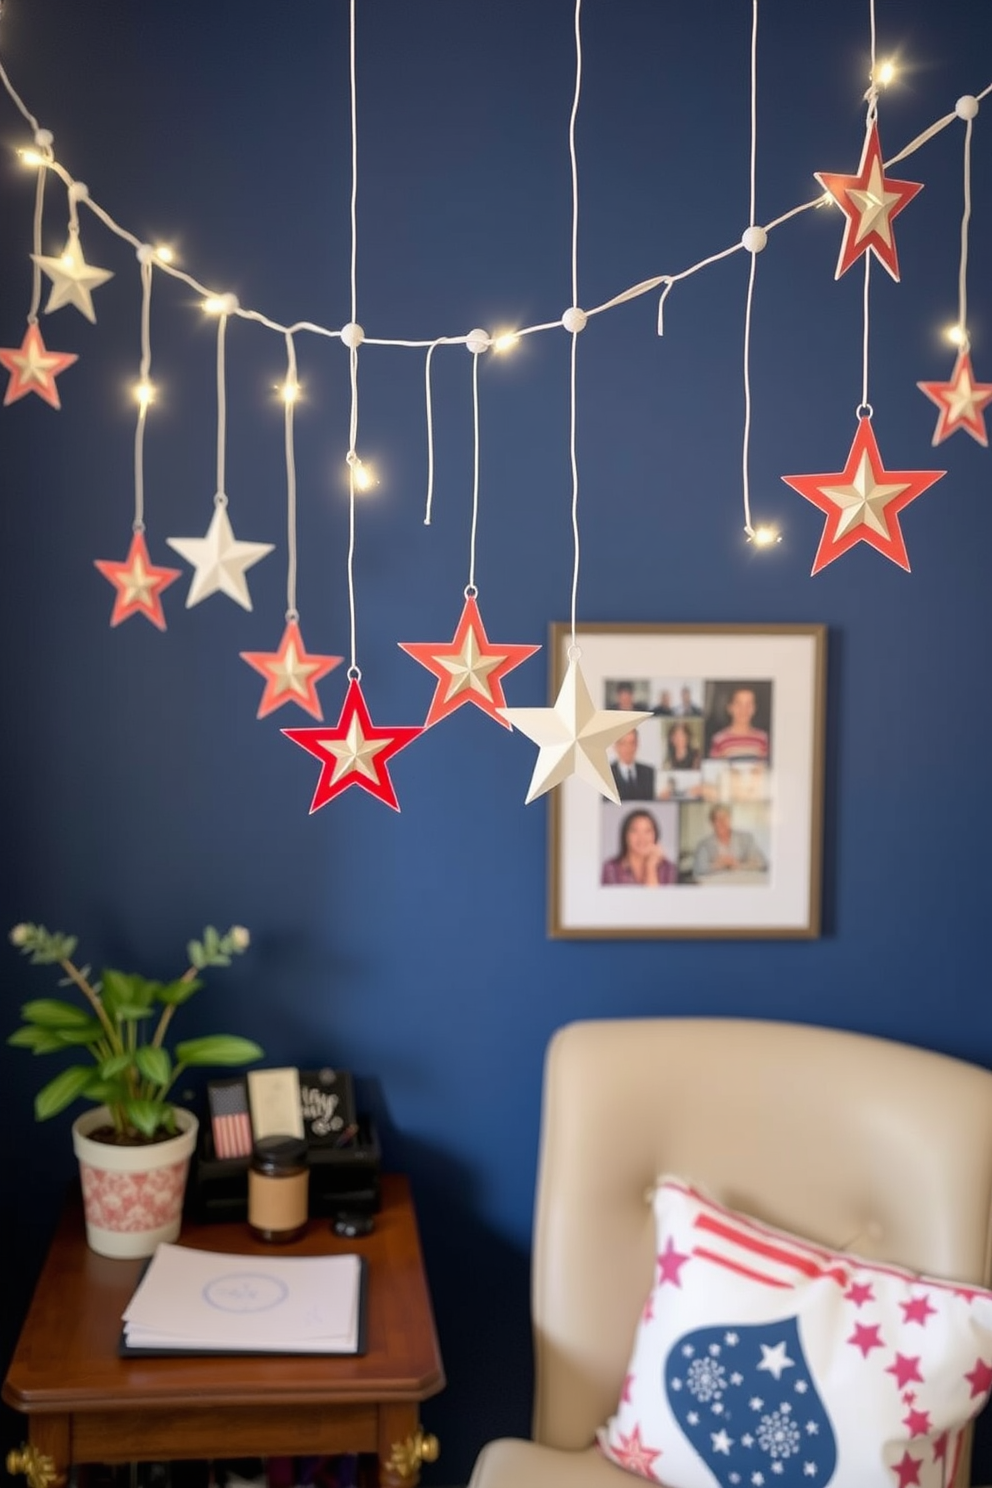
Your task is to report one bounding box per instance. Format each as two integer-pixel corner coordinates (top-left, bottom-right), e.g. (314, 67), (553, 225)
(190, 1114), (382, 1224)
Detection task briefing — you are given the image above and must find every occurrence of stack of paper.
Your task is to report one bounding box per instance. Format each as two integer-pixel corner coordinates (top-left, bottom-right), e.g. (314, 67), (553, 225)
(122, 1244), (364, 1354)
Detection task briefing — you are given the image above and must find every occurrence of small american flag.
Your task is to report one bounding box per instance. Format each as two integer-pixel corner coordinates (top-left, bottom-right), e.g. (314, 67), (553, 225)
(209, 1079), (253, 1159)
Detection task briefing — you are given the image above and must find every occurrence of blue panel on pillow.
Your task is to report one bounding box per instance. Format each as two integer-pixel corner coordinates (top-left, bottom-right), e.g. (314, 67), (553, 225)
(664, 1315), (837, 1486)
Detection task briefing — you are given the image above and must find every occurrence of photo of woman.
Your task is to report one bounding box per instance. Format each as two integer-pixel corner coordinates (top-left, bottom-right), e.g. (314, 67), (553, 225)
(601, 809), (678, 886)
(663, 720), (702, 771)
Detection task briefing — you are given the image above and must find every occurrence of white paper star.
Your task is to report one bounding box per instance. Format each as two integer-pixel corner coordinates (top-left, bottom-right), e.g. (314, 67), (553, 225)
(167, 504), (274, 610)
(499, 655), (651, 803)
(757, 1341), (795, 1380)
(32, 235), (114, 323)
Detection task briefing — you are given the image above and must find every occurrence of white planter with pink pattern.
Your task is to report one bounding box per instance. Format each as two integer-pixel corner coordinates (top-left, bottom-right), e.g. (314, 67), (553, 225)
(71, 1105), (199, 1258)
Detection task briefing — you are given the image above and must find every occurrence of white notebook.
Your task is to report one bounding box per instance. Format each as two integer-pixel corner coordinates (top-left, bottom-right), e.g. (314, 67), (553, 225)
(122, 1244), (364, 1354)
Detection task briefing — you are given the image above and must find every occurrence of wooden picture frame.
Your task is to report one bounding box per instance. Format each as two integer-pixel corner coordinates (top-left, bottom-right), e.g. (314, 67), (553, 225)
(548, 622), (827, 939)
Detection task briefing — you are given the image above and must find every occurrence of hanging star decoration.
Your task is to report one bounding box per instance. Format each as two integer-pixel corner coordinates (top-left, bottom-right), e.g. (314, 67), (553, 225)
(399, 594), (539, 728)
(167, 504), (274, 610)
(917, 349), (992, 446)
(815, 121), (922, 281)
(32, 234), (114, 322)
(240, 619), (343, 720)
(94, 531), (181, 630)
(499, 654), (651, 804)
(282, 677), (422, 812)
(782, 417), (945, 574)
(0, 322), (78, 407)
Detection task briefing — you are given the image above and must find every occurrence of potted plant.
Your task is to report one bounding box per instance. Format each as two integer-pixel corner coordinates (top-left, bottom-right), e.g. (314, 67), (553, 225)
(8, 920), (264, 1257)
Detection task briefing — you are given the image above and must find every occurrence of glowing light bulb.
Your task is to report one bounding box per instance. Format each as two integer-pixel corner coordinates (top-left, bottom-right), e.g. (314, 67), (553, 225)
(353, 461), (375, 492)
(875, 58), (897, 87)
(749, 524), (781, 548)
(945, 324), (966, 346)
(134, 380), (155, 408)
(492, 331), (519, 353)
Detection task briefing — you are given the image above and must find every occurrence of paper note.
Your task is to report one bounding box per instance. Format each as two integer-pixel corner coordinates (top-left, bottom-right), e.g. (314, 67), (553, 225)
(247, 1066), (305, 1140)
(123, 1244), (362, 1353)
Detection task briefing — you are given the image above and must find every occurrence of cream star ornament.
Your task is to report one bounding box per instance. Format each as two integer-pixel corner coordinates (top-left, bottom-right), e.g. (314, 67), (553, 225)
(167, 504), (274, 610)
(240, 620), (343, 720)
(815, 122), (922, 281)
(94, 532), (181, 630)
(499, 655), (651, 804)
(782, 418), (945, 574)
(0, 323), (78, 408)
(32, 234), (114, 322)
(917, 350), (992, 446)
(399, 595), (539, 727)
(282, 677), (422, 812)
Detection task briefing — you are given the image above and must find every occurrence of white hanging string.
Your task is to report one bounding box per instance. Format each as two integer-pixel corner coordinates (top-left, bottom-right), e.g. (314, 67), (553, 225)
(741, 0), (759, 539)
(958, 114), (974, 349)
(860, 254), (872, 414)
(283, 332), (299, 621)
(27, 161), (45, 323)
(345, 0), (360, 676)
(133, 253), (153, 532)
(467, 349), (481, 593)
(567, 0), (583, 650)
(0, 55), (39, 133)
(215, 312), (229, 504)
(858, 0), (878, 418)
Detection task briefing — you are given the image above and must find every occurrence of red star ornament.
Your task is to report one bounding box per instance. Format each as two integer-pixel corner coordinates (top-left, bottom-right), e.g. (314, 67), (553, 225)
(782, 418), (945, 574)
(282, 677), (422, 813)
(815, 121), (922, 281)
(93, 532), (181, 630)
(0, 323), (78, 408)
(399, 595), (539, 728)
(240, 620), (343, 720)
(918, 350), (992, 446)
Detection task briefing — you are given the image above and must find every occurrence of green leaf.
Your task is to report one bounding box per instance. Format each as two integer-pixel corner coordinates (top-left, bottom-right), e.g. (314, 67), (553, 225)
(99, 1052), (134, 1079)
(18, 998), (94, 1029)
(100, 969), (156, 1019)
(123, 1099), (172, 1138)
(34, 1065), (95, 1120)
(8, 1025), (74, 1053)
(48, 1019), (105, 1047)
(155, 976), (202, 1007)
(135, 1046), (172, 1087)
(175, 1035), (264, 1067)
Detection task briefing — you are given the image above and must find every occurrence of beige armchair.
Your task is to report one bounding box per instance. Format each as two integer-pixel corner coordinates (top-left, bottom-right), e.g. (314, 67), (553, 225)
(468, 1018), (992, 1488)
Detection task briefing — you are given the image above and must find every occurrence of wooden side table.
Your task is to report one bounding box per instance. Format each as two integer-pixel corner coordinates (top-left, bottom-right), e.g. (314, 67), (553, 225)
(3, 1174), (444, 1488)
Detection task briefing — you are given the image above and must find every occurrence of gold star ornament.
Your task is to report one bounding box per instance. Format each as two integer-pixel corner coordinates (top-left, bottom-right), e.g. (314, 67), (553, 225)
(500, 655), (652, 804)
(32, 232), (114, 322)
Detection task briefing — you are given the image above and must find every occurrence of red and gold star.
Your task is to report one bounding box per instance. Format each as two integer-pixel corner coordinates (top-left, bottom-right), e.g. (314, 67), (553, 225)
(241, 620), (342, 720)
(0, 323), (78, 408)
(399, 595), (539, 728)
(282, 677), (422, 813)
(815, 121), (922, 281)
(918, 350), (992, 446)
(93, 532), (181, 630)
(782, 418), (944, 574)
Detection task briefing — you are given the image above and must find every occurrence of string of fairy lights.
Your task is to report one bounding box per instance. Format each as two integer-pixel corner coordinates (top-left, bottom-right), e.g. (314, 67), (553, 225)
(0, 2), (989, 812)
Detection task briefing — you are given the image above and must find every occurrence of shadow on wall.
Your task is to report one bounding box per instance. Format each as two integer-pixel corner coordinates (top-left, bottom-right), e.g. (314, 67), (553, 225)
(362, 1091), (534, 1488)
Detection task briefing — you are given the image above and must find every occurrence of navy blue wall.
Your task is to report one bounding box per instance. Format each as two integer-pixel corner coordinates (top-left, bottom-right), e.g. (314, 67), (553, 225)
(1, 2), (991, 1482)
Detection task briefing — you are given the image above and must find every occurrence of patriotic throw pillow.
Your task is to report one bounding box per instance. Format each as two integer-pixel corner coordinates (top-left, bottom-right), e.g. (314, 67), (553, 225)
(597, 1178), (992, 1488)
